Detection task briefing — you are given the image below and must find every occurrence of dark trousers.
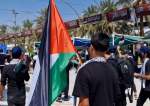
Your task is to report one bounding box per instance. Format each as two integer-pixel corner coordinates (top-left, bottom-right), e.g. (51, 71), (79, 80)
(136, 89), (150, 106)
(8, 101), (25, 106)
(64, 69), (69, 98)
(116, 86), (126, 106)
(116, 97), (126, 106)
(0, 66), (4, 74)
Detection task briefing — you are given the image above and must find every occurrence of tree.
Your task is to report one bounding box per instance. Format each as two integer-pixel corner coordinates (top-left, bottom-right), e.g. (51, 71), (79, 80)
(117, 0), (133, 7)
(97, 0), (118, 34)
(99, 0), (117, 13)
(0, 25), (7, 34)
(35, 8), (47, 28)
(83, 5), (98, 17)
(22, 19), (34, 50)
(23, 19), (33, 30)
(76, 4), (99, 37)
(115, 21), (133, 34)
(11, 26), (20, 33)
(76, 0), (118, 37)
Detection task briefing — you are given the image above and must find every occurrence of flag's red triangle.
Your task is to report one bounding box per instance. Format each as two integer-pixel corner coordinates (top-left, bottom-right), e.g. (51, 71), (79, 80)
(50, 0), (76, 54)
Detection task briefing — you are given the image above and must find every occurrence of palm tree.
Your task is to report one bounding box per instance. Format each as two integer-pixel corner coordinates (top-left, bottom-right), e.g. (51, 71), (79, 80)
(23, 19), (33, 30)
(22, 19), (34, 50)
(117, 0), (133, 7)
(98, 0), (118, 34)
(76, 0), (138, 37)
(76, 24), (98, 37)
(11, 26), (20, 33)
(75, 4), (99, 37)
(0, 25), (7, 35)
(115, 21), (133, 34)
(99, 0), (117, 13)
(94, 0), (134, 35)
(76, 0), (118, 37)
(35, 8), (47, 28)
(83, 5), (98, 17)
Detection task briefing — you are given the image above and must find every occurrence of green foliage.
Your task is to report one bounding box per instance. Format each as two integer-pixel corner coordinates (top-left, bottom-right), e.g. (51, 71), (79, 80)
(83, 5), (99, 17)
(11, 26), (20, 32)
(23, 19), (33, 30)
(0, 25), (7, 34)
(35, 8), (47, 28)
(99, 0), (117, 13)
(76, 0), (118, 37)
(117, 0), (133, 7)
(74, 0), (135, 37)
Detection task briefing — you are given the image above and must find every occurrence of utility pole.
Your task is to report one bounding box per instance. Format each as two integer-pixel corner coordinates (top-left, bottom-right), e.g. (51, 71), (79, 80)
(12, 9), (20, 27)
(12, 9), (20, 46)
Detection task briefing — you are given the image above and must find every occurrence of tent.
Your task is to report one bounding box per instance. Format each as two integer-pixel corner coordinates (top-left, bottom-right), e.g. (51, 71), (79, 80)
(0, 44), (7, 53)
(72, 34), (143, 48)
(111, 34), (143, 46)
(73, 37), (90, 49)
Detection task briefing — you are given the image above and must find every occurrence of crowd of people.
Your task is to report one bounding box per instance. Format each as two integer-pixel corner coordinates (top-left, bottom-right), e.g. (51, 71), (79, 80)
(72, 32), (150, 106)
(0, 32), (149, 106)
(57, 32), (150, 106)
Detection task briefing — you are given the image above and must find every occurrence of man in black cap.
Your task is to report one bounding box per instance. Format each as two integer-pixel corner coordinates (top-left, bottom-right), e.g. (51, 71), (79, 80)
(0, 46), (30, 106)
(134, 47), (150, 106)
(73, 32), (120, 106)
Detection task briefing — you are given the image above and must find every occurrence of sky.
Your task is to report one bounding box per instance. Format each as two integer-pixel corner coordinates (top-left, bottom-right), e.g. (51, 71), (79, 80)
(0, 0), (99, 26)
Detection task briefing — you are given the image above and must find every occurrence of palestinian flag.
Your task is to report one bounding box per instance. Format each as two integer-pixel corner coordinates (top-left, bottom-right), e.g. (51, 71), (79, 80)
(26, 0), (76, 106)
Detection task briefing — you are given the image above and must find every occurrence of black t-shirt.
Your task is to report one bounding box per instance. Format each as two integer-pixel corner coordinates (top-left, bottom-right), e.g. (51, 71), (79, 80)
(1, 63), (30, 104)
(145, 60), (150, 91)
(73, 61), (121, 106)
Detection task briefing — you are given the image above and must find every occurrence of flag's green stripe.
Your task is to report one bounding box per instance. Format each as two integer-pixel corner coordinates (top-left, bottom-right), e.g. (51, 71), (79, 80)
(49, 53), (75, 105)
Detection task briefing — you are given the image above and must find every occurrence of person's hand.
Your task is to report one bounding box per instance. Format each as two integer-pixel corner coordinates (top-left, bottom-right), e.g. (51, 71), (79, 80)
(134, 73), (141, 79)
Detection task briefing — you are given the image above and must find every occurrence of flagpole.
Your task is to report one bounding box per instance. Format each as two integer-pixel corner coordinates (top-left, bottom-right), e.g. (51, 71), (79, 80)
(48, 1), (52, 106)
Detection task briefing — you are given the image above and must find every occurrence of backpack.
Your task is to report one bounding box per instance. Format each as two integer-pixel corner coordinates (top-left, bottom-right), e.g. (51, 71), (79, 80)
(118, 58), (134, 89)
(108, 57), (134, 103)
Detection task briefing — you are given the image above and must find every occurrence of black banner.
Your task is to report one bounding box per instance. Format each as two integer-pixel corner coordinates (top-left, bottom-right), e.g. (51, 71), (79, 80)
(80, 14), (102, 24)
(106, 8), (131, 22)
(65, 20), (79, 29)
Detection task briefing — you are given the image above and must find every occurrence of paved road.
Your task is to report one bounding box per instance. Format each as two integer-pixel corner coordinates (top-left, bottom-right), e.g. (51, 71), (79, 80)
(0, 69), (149, 106)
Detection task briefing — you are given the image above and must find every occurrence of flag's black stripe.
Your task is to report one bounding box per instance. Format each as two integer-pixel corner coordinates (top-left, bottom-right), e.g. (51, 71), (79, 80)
(29, 3), (50, 106)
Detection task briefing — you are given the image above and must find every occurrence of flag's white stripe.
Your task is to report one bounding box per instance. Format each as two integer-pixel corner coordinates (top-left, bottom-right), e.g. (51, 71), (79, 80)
(26, 57), (41, 106)
(50, 54), (59, 69)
